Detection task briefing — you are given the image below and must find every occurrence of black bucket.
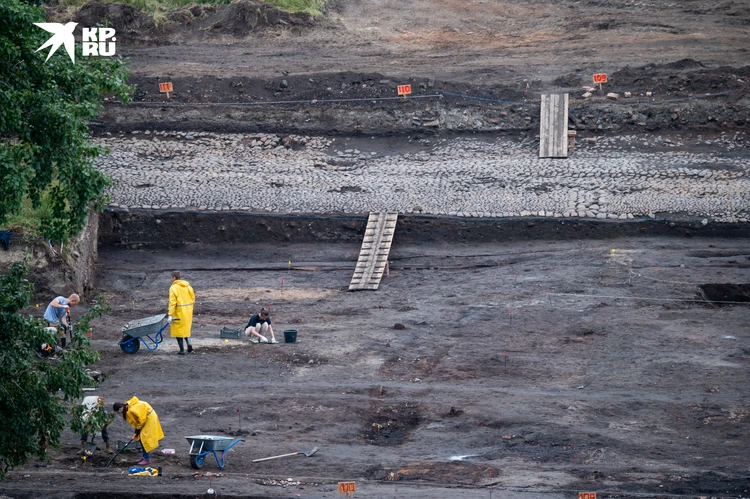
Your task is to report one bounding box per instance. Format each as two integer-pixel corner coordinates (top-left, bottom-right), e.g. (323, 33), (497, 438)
(283, 329), (298, 343)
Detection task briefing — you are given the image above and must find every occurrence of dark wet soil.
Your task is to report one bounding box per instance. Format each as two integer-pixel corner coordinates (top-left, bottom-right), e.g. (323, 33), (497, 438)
(5, 236), (749, 498)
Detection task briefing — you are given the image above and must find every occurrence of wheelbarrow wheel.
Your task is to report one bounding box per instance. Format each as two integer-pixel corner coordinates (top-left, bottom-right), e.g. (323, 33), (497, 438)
(190, 454), (205, 469)
(120, 335), (140, 354)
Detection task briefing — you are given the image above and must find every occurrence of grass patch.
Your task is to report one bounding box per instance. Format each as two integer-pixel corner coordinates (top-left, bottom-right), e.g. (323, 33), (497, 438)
(56, 0), (327, 17)
(264, 0), (326, 15)
(0, 198), (52, 240)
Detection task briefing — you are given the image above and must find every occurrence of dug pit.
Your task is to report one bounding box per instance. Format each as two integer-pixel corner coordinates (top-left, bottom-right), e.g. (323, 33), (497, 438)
(363, 401), (421, 446)
(699, 283), (750, 305)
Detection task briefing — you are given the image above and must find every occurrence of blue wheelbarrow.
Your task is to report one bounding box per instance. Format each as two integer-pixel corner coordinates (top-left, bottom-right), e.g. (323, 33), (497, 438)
(185, 435), (244, 469)
(118, 314), (176, 354)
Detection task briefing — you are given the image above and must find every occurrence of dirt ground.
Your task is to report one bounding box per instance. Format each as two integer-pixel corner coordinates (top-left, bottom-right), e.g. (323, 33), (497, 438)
(2, 1), (749, 497)
(3, 238), (750, 498)
(84, 0), (750, 84)
(59, 0), (750, 135)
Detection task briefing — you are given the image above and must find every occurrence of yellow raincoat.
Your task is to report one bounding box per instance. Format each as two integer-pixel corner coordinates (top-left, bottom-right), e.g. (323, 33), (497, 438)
(168, 279), (195, 338)
(124, 396), (164, 453)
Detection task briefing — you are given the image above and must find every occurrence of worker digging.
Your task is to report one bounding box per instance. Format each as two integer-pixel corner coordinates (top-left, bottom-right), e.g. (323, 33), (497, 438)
(113, 397), (165, 466)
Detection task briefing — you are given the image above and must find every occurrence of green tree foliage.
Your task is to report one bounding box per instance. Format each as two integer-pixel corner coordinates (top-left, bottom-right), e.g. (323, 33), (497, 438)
(0, 0), (133, 243)
(70, 396), (114, 440)
(0, 262), (108, 479)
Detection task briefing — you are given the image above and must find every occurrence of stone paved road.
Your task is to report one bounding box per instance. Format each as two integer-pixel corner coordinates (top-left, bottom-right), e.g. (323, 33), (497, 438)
(96, 131), (750, 222)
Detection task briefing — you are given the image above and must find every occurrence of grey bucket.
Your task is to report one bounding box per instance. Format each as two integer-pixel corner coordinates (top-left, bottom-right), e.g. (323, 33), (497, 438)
(283, 329), (297, 343)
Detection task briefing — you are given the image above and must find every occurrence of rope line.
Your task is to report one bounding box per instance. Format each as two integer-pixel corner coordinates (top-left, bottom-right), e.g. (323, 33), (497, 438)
(440, 90), (539, 107)
(108, 88), (740, 108)
(627, 269), (711, 286)
(115, 94), (443, 107)
(549, 292), (749, 305)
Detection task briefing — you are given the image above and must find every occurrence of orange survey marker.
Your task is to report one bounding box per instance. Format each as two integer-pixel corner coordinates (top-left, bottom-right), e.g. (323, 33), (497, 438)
(592, 73), (607, 91)
(158, 82), (173, 99)
(397, 84), (412, 99)
(338, 481), (356, 497)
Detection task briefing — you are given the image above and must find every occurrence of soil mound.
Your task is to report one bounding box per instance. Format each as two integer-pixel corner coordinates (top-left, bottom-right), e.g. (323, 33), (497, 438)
(73, 1), (155, 35)
(662, 58), (705, 70)
(194, 0), (315, 37)
(56, 0), (316, 44)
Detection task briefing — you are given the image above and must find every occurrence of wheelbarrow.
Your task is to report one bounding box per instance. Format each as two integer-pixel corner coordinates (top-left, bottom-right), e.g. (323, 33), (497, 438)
(118, 314), (176, 354)
(185, 435), (244, 469)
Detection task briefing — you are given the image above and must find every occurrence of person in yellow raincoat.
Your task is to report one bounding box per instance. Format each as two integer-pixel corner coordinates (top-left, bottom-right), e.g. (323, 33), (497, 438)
(113, 396), (164, 465)
(168, 270), (195, 355)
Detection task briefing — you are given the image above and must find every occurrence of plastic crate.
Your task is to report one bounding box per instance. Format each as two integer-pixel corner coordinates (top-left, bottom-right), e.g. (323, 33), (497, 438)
(220, 327), (242, 339)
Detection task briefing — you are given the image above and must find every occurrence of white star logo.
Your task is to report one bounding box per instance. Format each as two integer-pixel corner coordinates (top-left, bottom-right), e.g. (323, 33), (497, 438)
(34, 22), (78, 63)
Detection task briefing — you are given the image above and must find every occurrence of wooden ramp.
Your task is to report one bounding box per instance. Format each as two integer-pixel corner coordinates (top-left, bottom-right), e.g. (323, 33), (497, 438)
(539, 93), (569, 158)
(349, 212), (398, 291)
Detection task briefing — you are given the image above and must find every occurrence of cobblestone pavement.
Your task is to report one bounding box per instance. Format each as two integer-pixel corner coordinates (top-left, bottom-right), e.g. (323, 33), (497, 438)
(96, 131), (750, 222)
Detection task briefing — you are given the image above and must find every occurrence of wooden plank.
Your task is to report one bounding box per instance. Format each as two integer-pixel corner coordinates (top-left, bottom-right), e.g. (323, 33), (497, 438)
(349, 211), (399, 291)
(539, 93), (569, 158)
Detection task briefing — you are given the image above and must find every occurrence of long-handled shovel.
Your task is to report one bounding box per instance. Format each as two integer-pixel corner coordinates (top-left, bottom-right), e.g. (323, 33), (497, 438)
(252, 446), (319, 463)
(105, 436), (136, 468)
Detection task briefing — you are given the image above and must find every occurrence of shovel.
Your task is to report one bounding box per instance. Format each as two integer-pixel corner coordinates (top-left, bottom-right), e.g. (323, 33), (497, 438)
(252, 446), (319, 463)
(105, 436), (136, 468)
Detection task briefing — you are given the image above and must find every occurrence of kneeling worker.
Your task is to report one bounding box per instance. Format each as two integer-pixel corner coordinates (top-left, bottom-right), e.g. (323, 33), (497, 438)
(244, 307), (277, 344)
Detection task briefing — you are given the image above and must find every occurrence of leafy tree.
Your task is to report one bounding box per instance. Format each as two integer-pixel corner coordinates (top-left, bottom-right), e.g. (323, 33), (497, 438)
(0, 0), (133, 243)
(0, 262), (108, 479)
(70, 396), (114, 443)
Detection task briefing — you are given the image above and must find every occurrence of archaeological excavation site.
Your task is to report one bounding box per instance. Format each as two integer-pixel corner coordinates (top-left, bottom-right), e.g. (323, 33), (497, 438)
(1, 0), (749, 498)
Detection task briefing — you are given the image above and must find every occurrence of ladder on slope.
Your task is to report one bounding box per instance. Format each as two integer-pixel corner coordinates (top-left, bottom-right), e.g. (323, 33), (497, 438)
(539, 93), (570, 158)
(349, 212), (398, 291)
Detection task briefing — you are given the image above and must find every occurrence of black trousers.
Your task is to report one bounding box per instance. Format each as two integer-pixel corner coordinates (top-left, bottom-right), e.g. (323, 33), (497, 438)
(81, 424), (109, 442)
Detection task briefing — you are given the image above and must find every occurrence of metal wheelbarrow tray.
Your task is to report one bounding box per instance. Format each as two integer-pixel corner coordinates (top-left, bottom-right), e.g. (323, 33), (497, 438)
(185, 435), (244, 469)
(118, 314), (170, 354)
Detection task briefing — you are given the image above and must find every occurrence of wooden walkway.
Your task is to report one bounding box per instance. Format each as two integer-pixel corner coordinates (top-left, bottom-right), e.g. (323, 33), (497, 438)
(539, 93), (569, 158)
(349, 212), (398, 291)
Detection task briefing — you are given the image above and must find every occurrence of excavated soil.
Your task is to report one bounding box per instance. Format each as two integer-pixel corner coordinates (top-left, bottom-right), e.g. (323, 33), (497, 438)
(2, 1), (749, 498)
(3, 238), (750, 499)
(49, 0), (750, 135)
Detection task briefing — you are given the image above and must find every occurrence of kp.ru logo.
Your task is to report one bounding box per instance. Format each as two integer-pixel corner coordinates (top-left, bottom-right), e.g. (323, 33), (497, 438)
(34, 22), (116, 63)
